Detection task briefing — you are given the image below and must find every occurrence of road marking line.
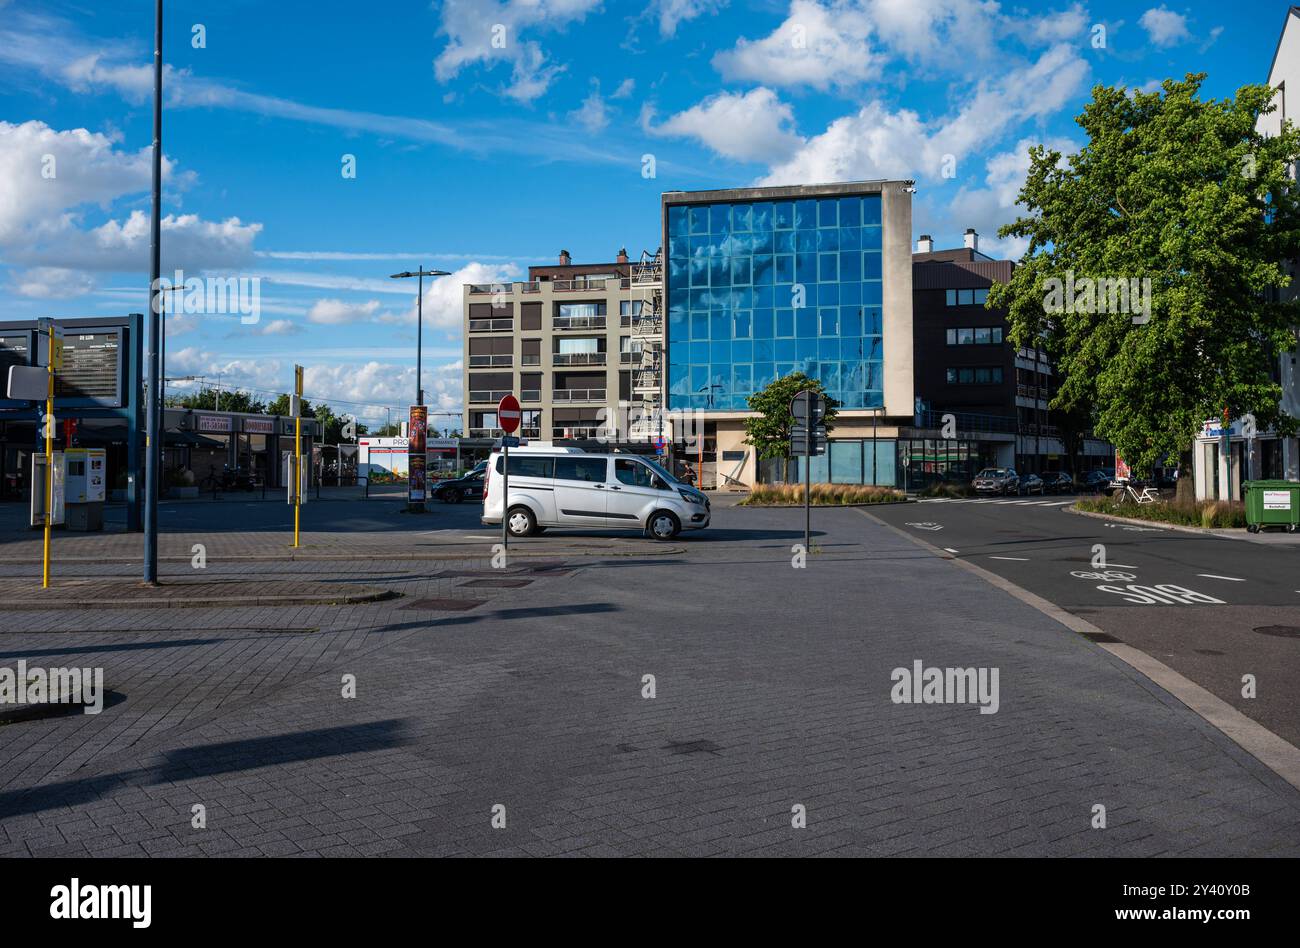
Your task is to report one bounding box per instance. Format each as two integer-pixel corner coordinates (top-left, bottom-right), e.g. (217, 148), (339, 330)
(1041, 501), (1073, 507)
(989, 556), (1029, 561)
(856, 506), (1300, 794)
(943, 547), (959, 554)
(1102, 563), (1138, 569)
(1197, 573), (1246, 582)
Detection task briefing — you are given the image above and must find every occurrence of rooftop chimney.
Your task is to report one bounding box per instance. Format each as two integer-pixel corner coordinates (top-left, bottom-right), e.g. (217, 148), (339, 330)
(559, 249), (571, 265)
(917, 235), (934, 253)
(964, 229), (979, 252)
(616, 247), (629, 264)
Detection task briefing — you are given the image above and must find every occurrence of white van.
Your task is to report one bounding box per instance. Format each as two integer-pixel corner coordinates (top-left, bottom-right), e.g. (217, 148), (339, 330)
(482, 448), (710, 540)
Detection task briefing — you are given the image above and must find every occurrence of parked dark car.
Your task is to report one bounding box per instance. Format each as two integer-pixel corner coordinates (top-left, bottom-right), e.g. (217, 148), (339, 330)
(972, 467), (1019, 495)
(1043, 471), (1075, 494)
(1083, 469), (1115, 493)
(433, 462), (488, 503)
(1017, 473), (1045, 496)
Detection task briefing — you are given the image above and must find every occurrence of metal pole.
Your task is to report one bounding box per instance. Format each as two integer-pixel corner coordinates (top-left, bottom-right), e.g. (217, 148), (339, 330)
(804, 391), (811, 553)
(501, 441), (509, 551)
(143, 0), (163, 586)
(417, 268), (424, 406)
(294, 413), (301, 547)
(872, 408), (878, 486)
(43, 336), (53, 589)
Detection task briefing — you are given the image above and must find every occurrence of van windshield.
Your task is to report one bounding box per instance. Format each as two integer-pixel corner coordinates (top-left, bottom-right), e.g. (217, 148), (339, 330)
(637, 456), (679, 485)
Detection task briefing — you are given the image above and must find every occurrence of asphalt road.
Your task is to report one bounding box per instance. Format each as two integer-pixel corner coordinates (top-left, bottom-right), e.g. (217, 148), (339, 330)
(871, 495), (1300, 747)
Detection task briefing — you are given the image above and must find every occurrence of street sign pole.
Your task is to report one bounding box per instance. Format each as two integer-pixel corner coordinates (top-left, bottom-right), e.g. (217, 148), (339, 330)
(803, 390), (811, 553)
(498, 394), (521, 551)
(293, 364), (303, 548)
(39, 320), (61, 589)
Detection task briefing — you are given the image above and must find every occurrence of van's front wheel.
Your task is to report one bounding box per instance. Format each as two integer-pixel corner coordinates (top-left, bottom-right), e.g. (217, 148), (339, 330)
(507, 505), (538, 538)
(646, 510), (680, 540)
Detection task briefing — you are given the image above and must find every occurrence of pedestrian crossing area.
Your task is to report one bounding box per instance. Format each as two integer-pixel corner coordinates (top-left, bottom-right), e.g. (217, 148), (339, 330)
(916, 497), (1076, 507)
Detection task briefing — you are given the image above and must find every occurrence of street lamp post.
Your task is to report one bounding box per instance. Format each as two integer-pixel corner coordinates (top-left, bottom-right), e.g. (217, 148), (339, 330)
(144, 0), (163, 585)
(390, 268), (450, 407)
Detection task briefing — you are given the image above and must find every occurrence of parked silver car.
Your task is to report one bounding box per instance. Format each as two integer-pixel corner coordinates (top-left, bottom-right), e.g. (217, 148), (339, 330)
(972, 468), (1019, 495)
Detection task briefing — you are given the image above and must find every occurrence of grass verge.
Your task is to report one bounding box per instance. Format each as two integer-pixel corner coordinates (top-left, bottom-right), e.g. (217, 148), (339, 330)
(1075, 496), (1247, 528)
(741, 483), (907, 506)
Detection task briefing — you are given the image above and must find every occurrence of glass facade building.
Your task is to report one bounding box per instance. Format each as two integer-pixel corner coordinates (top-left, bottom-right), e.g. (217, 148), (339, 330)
(666, 193), (885, 412)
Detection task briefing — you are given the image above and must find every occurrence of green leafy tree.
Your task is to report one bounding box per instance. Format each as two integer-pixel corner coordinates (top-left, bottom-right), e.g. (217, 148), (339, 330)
(742, 371), (839, 461)
(265, 393), (366, 441)
(171, 388), (266, 414)
(990, 74), (1300, 474)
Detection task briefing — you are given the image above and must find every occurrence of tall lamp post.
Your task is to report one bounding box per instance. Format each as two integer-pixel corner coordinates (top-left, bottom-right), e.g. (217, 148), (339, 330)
(390, 268), (450, 407)
(144, 0), (164, 585)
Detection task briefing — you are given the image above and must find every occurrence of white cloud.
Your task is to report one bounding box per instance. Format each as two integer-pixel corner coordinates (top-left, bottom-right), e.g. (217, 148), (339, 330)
(712, 0), (880, 90)
(307, 299), (382, 325)
(758, 44), (1090, 186)
(433, 0), (601, 103)
(611, 78), (636, 99)
(647, 88), (802, 164)
(1139, 6), (1191, 47)
(941, 136), (1079, 259)
(9, 267), (95, 299)
(253, 319), (302, 336)
(568, 80), (613, 133)
(655, 0), (728, 37)
(384, 262), (524, 331)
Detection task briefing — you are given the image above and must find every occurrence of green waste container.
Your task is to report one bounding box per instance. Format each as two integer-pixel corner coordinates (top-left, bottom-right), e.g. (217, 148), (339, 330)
(1243, 480), (1300, 533)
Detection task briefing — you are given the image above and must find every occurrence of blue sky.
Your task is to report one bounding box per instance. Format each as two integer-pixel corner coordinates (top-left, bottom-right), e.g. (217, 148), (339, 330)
(0, 0), (1285, 427)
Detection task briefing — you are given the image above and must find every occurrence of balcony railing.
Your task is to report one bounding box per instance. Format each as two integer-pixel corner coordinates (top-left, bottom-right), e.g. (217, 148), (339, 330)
(553, 315), (606, 330)
(553, 278), (611, 292)
(521, 354), (541, 366)
(619, 350), (641, 364)
(520, 389), (541, 402)
(468, 282), (539, 294)
(470, 426), (542, 440)
(469, 318), (514, 332)
(468, 389), (513, 403)
(553, 426), (602, 439)
(553, 351), (606, 366)
(468, 354), (513, 367)
(552, 388), (606, 402)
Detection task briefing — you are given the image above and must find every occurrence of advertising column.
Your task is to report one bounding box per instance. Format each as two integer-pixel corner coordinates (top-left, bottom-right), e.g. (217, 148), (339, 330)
(408, 405), (428, 512)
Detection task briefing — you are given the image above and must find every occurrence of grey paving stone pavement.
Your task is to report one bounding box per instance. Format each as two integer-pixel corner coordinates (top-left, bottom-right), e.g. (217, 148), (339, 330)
(1, 500), (1297, 857)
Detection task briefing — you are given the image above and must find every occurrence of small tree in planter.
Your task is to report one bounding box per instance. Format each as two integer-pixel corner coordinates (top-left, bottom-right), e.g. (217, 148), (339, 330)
(742, 371), (839, 481)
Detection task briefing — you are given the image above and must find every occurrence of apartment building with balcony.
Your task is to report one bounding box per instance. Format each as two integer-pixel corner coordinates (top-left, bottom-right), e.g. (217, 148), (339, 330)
(461, 247), (665, 450)
(910, 232), (1114, 484)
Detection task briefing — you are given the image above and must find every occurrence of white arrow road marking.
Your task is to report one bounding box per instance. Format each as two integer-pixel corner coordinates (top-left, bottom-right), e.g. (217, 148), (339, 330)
(1197, 574), (1245, 582)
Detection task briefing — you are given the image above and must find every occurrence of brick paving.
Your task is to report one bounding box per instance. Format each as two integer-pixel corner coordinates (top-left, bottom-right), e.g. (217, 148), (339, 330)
(0, 499), (1298, 857)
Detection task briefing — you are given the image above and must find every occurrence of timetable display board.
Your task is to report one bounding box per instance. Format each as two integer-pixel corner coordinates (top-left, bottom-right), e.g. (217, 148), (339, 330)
(0, 333), (31, 407)
(53, 329), (123, 407)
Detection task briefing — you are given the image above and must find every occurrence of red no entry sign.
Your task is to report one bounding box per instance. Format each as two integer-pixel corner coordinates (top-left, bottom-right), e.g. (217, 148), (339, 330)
(498, 394), (521, 433)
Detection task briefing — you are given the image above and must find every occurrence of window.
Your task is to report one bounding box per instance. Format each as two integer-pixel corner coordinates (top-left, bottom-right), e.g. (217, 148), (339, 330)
(521, 302), (542, 330)
(945, 288), (990, 306)
(620, 300), (643, 316)
(495, 456), (555, 477)
(558, 302), (605, 318)
(946, 366), (1004, 385)
(554, 457), (608, 482)
(615, 458), (658, 488)
(945, 326), (1004, 345)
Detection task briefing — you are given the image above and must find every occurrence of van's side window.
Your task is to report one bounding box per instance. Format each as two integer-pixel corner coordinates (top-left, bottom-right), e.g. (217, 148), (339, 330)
(495, 456), (554, 478)
(554, 457), (608, 482)
(614, 459), (655, 488)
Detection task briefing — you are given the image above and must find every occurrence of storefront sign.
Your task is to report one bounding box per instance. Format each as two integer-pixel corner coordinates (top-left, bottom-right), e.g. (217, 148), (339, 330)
(196, 415), (232, 433)
(243, 417), (275, 434)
